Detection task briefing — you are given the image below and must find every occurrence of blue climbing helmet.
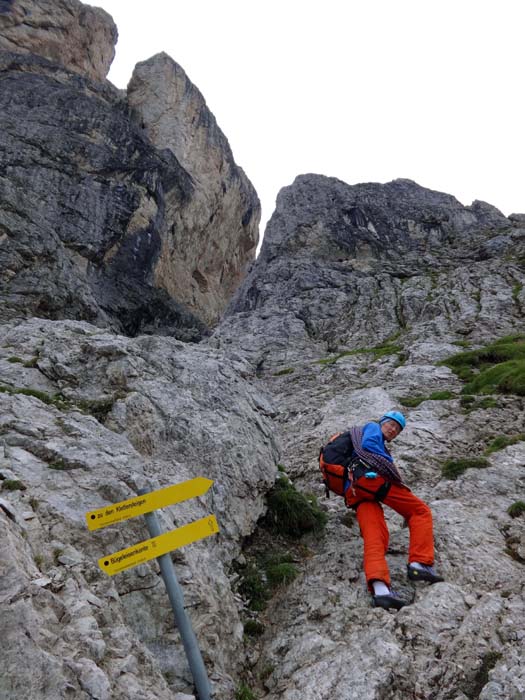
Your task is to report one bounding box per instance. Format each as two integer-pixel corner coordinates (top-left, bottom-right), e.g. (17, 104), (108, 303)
(380, 410), (406, 431)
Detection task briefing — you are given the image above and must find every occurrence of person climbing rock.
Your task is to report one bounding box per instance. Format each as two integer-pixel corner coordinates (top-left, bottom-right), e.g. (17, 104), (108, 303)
(320, 411), (443, 610)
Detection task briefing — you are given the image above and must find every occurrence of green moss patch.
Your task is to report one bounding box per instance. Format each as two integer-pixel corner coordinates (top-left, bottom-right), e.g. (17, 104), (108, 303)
(441, 457), (490, 480)
(484, 434), (525, 455)
(507, 501), (525, 518)
(441, 335), (525, 395)
(262, 552), (298, 587)
(235, 683), (257, 700)
(317, 333), (403, 367)
(265, 477), (327, 537)
(272, 367), (295, 376)
(400, 390), (456, 408)
(237, 563), (269, 612)
(2, 479), (26, 491)
(0, 385), (67, 408)
(243, 620), (265, 637)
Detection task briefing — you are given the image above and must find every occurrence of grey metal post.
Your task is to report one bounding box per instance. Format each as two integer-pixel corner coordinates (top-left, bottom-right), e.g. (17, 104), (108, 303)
(138, 488), (212, 700)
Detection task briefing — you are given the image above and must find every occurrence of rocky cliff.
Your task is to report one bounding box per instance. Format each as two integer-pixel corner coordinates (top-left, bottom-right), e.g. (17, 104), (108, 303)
(0, 0), (259, 338)
(213, 176), (525, 700)
(1, 2), (525, 700)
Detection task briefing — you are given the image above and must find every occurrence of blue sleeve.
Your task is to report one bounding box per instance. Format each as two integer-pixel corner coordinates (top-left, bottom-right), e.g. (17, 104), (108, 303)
(361, 422), (393, 462)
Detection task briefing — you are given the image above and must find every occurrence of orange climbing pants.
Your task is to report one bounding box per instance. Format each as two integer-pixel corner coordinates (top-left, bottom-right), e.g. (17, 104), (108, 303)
(345, 475), (435, 589)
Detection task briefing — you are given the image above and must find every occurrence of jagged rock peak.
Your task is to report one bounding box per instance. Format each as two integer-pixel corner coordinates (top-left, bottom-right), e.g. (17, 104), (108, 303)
(0, 0), (117, 82)
(0, 3), (260, 335)
(260, 174), (509, 264)
(214, 174), (524, 366)
(127, 52), (260, 326)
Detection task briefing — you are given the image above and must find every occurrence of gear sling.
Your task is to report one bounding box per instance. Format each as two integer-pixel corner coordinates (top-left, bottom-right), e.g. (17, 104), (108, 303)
(319, 431), (391, 507)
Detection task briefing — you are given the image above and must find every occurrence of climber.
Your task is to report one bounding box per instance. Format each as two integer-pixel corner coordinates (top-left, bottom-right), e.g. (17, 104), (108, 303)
(321, 411), (443, 610)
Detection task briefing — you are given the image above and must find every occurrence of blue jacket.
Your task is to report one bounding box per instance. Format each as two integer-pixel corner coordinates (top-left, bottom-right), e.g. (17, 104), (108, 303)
(358, 422), (393, 463)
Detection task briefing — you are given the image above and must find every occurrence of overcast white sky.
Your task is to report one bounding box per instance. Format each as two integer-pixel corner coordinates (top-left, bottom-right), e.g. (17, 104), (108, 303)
(95, 0), (525, 239)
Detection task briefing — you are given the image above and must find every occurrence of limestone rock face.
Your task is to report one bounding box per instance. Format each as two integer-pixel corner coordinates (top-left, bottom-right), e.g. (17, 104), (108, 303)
(0, 51), (207, 340)
(214, 176), (525, 366)
(0, 8), (259, 337)
(0, 0), (117, 82)
(0, 318), (279, 699)
(127, 53), (260, 326)
(210, 175), (525, 700)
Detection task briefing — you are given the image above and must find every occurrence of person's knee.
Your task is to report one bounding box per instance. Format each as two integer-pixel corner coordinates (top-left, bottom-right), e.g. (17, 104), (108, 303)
(416, 500), (432, 519)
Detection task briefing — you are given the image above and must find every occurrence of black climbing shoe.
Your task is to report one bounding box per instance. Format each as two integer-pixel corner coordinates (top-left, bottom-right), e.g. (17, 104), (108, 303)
(407, 563), (444, 584)
(372, 591), (407, 611)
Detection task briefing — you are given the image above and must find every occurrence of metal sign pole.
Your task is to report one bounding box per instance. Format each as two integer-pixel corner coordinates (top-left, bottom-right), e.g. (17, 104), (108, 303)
(138, 489), (212, 700)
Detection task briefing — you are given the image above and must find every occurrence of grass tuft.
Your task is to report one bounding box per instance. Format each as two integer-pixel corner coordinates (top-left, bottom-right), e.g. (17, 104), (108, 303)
(507, 501), (525, 518)
(273, 367), (295, 376)
(237, 563), (269, 612)
(441, 335), (525, 396)
(235, 683), (257, 700)
(2, 479), (26, 491)
(243, 620), (265, 637)
(441, 457), (490, 480)
(484, 434), (525, 455)
(265, 477), (327, 537)
(400, 390), (455, 408)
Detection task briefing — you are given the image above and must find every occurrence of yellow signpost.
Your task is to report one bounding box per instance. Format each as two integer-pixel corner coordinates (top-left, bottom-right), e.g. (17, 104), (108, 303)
(85, 478), (218, 700)
(99, 514), (219, 575)
(85, 477), (213, 531)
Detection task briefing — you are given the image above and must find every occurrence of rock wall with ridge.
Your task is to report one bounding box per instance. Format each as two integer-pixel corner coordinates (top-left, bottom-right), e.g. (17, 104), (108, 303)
(0, 318), (279, 699)
(211, 175), (525, 700)
(0, 0), (259, 337)
(214, 176), (525, 367)
(128, 53), (260, 326)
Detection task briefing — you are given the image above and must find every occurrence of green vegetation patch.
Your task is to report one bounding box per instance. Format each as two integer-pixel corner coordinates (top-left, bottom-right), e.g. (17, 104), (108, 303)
(235, 683), (257, 700)
(237, 563), (269, 612)
(463, 360), (525, 396)
(317, 333), (403, 367)
(243, 620), (265, 637)
(400, 390), (456, 408)
(461, 395), (499, 412)
(441, 457), (490, 480)
(441, 335), (525, 395)
(507, 501), (525, 518)
(272, 367), (295, 376)
(265, 477), (327, 537)
(47, 459), (70, 471)
(317, 349), (361, 366)
(484, 434), (525, 455)
(262, 552), (298, 587)
(0, 385), (67, 408)
(236, 550), (299, 612)
(76, 398), (115, 423)
(2, 479), (27, 491)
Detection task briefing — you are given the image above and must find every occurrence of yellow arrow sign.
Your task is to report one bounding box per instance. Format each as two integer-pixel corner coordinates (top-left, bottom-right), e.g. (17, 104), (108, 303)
(85, 478), (213, 531)
(99, 514), (219, 576)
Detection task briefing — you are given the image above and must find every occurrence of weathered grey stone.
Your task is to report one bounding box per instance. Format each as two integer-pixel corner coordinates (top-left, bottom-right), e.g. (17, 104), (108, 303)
(0, 51), (207, 339)
(209, 175), (525, 700)
(213, 176), (525, 367)
(0, 0), (117, 82)
(0, 318), (279, 699)
(0, 20), (259, 337)
(127, 53), (260, 325)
